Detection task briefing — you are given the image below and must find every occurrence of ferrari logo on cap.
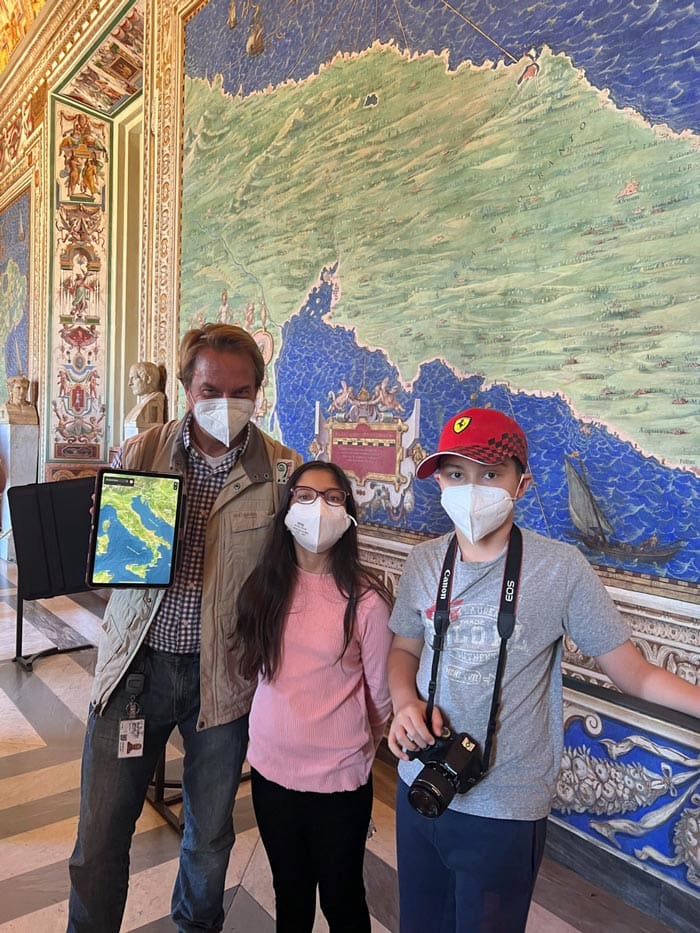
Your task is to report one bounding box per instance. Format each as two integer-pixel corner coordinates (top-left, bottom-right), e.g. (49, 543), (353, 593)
(453, 416), (472, 434)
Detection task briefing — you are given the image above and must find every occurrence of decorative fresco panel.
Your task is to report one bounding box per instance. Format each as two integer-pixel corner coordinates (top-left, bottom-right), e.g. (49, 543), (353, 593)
(0, 96), (34, 179)
(181, 0), (699, 590)
(0, 190), (30, 399)
(50, 103), (109, 461)
(58, 0), (145, 116)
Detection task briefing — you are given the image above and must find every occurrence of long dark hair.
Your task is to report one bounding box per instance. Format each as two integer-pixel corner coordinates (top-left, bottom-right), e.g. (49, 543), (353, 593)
(236, 460), (393, 681)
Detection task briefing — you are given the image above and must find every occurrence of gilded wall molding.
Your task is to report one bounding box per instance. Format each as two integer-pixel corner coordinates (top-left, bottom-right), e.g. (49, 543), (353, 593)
(0, 1), (135, 185)
(1, 0), (143, 475)
(30, 128), (47, 399)
(141, 0), (201, 401)
(0, 0), (103, 127)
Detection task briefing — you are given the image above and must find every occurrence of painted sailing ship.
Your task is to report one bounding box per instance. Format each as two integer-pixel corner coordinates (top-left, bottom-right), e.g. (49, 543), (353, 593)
(564, 458), (682, 563)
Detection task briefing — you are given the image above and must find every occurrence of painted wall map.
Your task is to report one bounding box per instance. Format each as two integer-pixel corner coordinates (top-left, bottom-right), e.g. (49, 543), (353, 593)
(182, 1), (699, 587)
(0, 190), (29, 398)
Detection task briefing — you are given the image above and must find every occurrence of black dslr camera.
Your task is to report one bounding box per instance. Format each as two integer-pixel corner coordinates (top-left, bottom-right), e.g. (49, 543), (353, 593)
(407, 728), (484, 818)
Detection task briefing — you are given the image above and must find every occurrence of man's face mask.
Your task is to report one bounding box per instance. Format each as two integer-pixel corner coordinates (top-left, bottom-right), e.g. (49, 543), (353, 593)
(192, 398), (254, 447)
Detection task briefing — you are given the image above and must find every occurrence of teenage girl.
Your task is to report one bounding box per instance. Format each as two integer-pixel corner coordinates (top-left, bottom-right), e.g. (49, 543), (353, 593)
(236, 460), (393, 932)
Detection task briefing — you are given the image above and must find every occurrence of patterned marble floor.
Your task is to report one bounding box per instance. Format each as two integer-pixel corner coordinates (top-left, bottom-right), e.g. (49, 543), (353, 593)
(0, 557), (675, 932)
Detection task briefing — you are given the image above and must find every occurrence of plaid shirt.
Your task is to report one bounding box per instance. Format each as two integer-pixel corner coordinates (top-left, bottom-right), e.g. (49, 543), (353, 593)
(112, 415), (249, 653)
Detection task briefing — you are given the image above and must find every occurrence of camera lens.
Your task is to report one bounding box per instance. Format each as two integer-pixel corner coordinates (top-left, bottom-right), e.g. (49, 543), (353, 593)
(407, 765), (457, 819)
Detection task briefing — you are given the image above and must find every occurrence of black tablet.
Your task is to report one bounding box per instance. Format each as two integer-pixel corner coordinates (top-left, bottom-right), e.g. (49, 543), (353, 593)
(87, 468), (184, 588)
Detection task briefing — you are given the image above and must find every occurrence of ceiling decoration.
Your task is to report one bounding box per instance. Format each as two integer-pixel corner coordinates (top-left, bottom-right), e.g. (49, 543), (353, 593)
(0, 0), (48, 76)
(57, 0), (144, 115)
(1, 1), (143, 120)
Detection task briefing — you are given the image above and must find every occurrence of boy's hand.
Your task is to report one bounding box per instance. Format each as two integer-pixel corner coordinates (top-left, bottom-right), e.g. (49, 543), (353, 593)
(388, 702), (444, 761)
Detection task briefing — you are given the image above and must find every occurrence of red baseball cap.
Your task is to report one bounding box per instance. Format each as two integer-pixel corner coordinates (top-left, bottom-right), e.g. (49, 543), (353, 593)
(416, 408), (528, 479)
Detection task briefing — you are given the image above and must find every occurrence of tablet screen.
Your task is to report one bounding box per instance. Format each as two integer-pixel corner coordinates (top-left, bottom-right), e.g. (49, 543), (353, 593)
(87, 469), (184, 587)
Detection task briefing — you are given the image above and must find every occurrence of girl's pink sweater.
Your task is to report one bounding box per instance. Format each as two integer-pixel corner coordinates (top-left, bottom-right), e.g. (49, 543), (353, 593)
(247, 568), (392, 792)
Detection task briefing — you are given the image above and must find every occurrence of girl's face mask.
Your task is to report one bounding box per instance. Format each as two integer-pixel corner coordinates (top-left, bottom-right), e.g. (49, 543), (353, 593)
(284, 498), (356, 554)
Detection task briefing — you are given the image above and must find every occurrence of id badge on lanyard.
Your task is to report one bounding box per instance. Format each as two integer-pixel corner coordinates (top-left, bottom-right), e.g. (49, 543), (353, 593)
(118, 671), (145, 759)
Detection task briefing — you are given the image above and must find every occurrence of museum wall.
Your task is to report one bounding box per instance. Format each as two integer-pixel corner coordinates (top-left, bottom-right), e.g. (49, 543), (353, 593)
(0, 0), (145, 481)
(0, 0), (698, 926)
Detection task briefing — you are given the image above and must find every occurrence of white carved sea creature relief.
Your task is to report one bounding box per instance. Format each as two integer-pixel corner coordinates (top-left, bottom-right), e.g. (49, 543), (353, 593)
(553, 732), (700, 890)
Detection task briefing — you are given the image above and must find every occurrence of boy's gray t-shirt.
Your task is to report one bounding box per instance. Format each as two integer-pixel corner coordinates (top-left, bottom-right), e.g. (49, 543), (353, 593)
(389, 527), (631, 820)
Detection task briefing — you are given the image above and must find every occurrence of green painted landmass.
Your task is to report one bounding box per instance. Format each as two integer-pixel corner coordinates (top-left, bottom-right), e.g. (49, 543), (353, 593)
(181, 44), (699, 466)
(93, 570), (113, 583)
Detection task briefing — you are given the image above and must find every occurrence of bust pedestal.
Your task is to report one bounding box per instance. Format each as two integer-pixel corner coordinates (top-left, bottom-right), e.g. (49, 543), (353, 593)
(123, 419), (162, 440)
(0, 422), (39, 560)
(123, 391), (166, 439)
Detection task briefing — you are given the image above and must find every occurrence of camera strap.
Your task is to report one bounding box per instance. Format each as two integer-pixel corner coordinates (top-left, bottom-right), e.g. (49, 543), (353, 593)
(425, 524), (523, 775)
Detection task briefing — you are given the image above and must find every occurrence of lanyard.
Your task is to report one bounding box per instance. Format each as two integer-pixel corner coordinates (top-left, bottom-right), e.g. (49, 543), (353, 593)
(425, 524), (523, 775)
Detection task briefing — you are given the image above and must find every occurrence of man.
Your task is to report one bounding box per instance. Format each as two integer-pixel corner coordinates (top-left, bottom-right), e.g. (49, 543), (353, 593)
(68, 324), (301, 933)
(387, 407), (699, 933)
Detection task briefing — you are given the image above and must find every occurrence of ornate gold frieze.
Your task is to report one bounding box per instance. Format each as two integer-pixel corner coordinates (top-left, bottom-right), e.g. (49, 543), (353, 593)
(0, 0), (104, 133)
(141, 0), (187, 388)
(0, 1), (49, 76)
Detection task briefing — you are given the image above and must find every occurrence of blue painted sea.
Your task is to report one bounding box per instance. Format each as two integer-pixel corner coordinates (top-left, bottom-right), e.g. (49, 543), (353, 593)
(275, 266), (699, 584)
(186, 0), (699, 134)
(95, 500), (173, 585)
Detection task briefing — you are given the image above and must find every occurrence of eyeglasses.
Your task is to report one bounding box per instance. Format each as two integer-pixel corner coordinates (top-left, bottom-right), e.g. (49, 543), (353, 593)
(291, 486), (348, 507)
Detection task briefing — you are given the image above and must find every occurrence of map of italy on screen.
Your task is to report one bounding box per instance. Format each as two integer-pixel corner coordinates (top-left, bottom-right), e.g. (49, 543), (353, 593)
(92, 472), (181, 586)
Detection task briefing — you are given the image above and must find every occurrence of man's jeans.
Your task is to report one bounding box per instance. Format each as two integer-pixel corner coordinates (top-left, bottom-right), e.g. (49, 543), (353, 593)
(67, 648), (249, 933)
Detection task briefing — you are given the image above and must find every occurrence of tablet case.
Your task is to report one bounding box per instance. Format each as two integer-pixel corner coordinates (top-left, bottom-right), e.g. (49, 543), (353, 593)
(8, 477), (95, 599)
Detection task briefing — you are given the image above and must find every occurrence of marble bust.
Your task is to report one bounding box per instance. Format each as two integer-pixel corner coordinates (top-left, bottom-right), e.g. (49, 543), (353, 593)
(123, 361), (166, 437)
(0, 375), (39, 425)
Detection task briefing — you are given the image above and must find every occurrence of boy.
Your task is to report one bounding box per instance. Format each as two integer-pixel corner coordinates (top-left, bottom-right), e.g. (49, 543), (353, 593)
(387, 407), (699, 933)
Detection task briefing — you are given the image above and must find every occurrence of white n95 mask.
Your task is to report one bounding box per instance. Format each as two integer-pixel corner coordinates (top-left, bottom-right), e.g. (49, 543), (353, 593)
(284, 499), (356, 554)
(193, 398), (254, 447)
(441, 484), (515, 544)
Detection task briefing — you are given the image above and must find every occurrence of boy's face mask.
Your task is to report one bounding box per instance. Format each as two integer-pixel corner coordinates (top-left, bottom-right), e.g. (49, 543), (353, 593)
(440, 481), (521, 544)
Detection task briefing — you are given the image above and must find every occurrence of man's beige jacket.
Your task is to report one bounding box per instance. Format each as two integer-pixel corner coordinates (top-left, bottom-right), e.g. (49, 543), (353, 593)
(90, 419), (301, 729)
